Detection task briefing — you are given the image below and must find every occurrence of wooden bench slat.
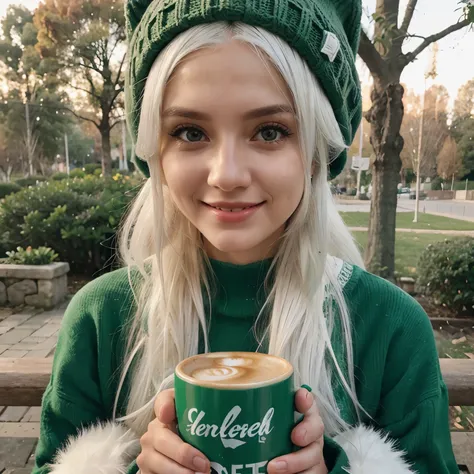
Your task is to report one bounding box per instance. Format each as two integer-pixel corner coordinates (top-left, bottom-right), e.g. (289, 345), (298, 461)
(1, 358), (474, 407)
(440, 359), (474, 407)
(0, 358), (53, 406)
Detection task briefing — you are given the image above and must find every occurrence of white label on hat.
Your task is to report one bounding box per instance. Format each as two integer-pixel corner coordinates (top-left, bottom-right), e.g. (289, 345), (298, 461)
(321, 31), (340, 62)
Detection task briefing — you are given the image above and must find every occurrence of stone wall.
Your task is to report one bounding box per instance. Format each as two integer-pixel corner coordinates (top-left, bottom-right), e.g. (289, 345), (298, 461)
(0, 262), (69, 309)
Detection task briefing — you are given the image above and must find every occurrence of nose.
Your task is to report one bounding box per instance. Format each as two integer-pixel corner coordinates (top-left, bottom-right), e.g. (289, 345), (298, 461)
(207, 139), (251, 191)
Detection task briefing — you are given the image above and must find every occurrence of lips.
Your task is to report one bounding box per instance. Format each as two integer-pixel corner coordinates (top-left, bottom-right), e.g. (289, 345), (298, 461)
(204, 202), (264, 212)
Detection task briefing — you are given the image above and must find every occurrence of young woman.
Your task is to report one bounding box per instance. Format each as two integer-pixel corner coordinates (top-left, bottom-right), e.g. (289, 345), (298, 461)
(32, 1), (458, 473)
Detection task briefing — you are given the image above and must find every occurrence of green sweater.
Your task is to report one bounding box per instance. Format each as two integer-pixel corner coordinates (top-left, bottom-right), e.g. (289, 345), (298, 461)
(32, 258), (458, 474)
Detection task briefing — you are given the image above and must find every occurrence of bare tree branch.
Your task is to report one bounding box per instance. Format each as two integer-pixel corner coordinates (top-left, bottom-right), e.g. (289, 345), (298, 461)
(358, 29), (388, 79)
(400, 0), (417, 35)
(61, 106), (100, 128)
(62, 80), (102, 100)
(110, 119), (122, 130)
(112, 53), (126, 91)
(403, 18), (470, 65)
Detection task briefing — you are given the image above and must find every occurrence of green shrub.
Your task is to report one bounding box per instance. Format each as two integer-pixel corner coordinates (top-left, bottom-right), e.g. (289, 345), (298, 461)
(52, 172), (69, 181)
(0, 182), (21, 199)
(93, 168), (103, 177)
(69, 168), (86, 178)
(15, 175), (47, 187)
(0, 175), (143, 275)
(84, 163), (102, 175)
(346, 188), (357, 196)
(430, 176), (444, 191)
(416, 238), (474, 315)
(5, 246), (58, 265)
(454, 181), (474, 191)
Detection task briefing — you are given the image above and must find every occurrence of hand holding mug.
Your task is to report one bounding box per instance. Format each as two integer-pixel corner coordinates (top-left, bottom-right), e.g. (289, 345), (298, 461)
(137, 388), (211, 474)
(268, 387), (327, 474)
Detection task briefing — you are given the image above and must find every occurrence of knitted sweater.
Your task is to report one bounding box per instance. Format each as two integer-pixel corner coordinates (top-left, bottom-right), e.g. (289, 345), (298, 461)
(31, 258), (458, 474)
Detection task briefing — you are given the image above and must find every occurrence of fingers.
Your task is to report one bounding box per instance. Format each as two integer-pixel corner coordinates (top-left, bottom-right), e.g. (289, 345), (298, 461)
(267, 441), (325, 474)
(154, 389), (177, 425)
(294, 388), (317, 415)
(136, 449), (196, 474)
(141, 421), (210, 473)
(292, 389), (324, 447)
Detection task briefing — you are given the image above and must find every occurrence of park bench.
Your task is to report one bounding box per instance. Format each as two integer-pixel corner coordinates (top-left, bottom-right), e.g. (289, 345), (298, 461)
(1, 358), (474, 471)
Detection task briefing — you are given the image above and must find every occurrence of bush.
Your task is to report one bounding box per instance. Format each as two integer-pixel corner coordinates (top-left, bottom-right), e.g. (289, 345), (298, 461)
(346, 188), (357, 196)
(0, 182), (21, 199)
(84, 163), (102, 175)
(0, 175), (144, 275)
(454, 181), (474, 191)
(52, 172), (69, 181)
(431, 176), (444, 191)
(5, 246), (58, 265)
(69, 168), (86, 178)
(416, 238), (474, 315)
(94, 168), (103, 177)
(15, 175), (47, 187)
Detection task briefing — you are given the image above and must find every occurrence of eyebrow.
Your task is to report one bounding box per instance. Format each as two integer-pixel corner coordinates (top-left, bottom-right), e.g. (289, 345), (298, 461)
(162, 104), (295, 120)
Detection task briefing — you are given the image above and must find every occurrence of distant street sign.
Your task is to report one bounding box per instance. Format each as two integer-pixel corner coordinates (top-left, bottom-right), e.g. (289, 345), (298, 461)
(351, 156), (370, 171)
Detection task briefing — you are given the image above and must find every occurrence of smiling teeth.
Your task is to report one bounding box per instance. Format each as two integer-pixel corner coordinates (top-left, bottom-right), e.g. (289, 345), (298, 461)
(215, 207), (247, 212)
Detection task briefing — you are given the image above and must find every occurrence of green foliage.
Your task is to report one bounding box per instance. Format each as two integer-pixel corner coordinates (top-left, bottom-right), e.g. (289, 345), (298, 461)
(453, 180), (474, 190)
(0, 175), (143, 274)
(431, 176), (444, 191)
(0, 182), (21, 198)
(5, 246), (58, 265)
(416, 238), (474, 315)
(84, 163), (101, 175)
(70, 168), (86, 178)
(52, 172), (69, 181)
(15, 176), (47, 187)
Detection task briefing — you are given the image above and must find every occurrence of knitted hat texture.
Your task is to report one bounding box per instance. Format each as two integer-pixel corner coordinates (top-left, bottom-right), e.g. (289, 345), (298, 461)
(125, 0), (362, 179)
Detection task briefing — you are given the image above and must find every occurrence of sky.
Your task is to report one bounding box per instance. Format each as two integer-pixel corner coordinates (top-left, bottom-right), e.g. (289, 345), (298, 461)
(1, 0), (473, 110)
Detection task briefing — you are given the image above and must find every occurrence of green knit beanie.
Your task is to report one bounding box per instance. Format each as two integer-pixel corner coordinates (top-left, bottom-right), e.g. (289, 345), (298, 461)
(125, 0), (362, 179)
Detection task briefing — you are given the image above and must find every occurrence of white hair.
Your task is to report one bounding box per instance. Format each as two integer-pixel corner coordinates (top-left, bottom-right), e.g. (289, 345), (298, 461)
(115, 21), (366, 437)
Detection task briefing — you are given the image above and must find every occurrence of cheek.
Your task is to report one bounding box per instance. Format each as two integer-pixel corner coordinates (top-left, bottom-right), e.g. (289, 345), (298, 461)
(268, 157), (305, 206)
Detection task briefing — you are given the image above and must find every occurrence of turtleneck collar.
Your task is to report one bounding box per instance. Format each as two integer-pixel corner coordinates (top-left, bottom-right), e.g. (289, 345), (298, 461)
(206, 258), (273, 319)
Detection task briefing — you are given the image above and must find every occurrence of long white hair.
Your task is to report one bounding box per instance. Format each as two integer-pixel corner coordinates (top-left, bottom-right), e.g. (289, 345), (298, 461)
(115, 21), (365, 437)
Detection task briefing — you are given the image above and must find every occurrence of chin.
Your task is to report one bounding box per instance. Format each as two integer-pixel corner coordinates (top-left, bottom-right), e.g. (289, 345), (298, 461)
(204, 232), (268, 258)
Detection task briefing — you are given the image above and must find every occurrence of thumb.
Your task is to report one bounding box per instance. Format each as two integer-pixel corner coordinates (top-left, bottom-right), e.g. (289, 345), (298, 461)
(154, 388), (177, 425)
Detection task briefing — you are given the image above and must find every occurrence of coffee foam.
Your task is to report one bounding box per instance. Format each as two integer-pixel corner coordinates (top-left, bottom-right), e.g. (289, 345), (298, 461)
(176, 352), (293, 388)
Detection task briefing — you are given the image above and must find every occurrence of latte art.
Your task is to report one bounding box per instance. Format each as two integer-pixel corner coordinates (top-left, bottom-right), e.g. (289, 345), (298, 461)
(192, 366), (239, 381)
(176, 352), (293, 388)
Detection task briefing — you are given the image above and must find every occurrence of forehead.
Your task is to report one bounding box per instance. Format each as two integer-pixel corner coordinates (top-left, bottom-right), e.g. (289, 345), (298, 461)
(162, 40), (293, 113)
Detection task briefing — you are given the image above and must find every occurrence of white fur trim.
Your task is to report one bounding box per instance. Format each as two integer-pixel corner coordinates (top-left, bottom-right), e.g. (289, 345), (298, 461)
(334, 425), (416, 474)
(48, 421), (140, 474)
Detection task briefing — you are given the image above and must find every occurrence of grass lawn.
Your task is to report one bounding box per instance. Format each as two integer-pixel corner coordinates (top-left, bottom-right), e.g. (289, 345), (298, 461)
(341, 212), (474, 231)
(352, 231), (464, 276)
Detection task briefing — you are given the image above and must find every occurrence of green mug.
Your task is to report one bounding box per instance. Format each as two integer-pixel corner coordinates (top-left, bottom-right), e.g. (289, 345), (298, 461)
(175, 352), (295, 474)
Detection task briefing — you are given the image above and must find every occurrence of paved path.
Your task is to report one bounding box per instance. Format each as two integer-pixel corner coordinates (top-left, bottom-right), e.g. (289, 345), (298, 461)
(349, 227), (474, 236)
(336, 198), (474, 222)
(0, 300), (69, 473)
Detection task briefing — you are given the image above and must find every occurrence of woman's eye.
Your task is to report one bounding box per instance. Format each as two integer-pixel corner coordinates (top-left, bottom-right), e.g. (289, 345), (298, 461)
(254, 125), (291, 143)
(170, 127), (206, 142)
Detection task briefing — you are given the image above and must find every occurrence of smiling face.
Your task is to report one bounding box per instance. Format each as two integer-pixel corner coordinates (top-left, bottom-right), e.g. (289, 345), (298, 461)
(160, 40), (305, 264)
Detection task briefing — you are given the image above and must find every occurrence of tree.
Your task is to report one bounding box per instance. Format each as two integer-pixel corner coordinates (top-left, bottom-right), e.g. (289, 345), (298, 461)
(453, 78), (474, 119)
(0, 4), (72, 176)
(357, 0), (474, 280)
(400, 85), (449, 181)
(451, 79), (474, 179)
(437, 136), (462, 186)
(34, 0), (126, 176)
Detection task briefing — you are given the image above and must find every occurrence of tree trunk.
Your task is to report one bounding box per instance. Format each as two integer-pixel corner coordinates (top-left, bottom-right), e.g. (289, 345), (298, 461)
(100, 126), (112, 177)
(365, 82), (405, 281)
